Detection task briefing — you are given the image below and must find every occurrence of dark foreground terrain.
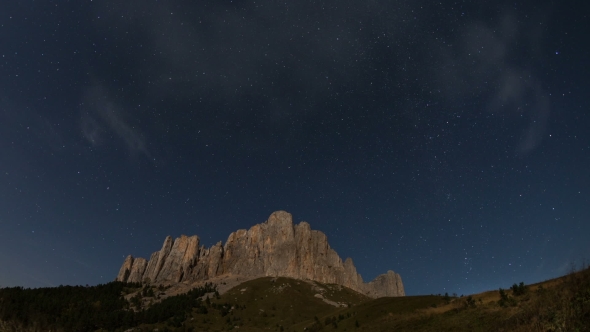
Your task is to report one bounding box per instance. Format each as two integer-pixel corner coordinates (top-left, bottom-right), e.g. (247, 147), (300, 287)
(1, 265), (589, 332)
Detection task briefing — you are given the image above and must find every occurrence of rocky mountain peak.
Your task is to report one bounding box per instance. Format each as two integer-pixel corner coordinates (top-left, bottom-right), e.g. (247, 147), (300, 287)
(116, 211), (404, 298)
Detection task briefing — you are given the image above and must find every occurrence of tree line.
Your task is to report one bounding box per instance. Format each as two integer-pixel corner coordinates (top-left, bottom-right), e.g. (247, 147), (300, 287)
(0, 281), (216, 331)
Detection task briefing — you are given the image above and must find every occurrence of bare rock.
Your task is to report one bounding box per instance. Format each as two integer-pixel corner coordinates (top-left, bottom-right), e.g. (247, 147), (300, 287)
(147, 236), (174, 282)
(115, 211), (405, 298)
(363, 270), (406, 297)
(156, 235), (199, 282)
(142, 251), (160, 283)
(116, 255), (134, 282)
(207, 241), (224, 278)
(128, 258), (147, 283)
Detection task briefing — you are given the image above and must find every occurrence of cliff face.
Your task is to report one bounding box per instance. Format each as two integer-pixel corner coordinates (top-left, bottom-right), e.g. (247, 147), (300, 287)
(115, 211), (405, 298)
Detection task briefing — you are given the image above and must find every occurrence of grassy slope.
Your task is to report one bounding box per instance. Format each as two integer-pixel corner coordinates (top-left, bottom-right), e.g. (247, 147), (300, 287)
(2, 266), (588, 331)
(343, 266), (590, 332)
(180, 277), (370, 331)
(173, 266), (590, 332)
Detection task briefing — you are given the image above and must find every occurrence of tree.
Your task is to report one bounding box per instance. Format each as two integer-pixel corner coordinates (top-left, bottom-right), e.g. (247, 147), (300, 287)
(511, 282), (528, 296)
(443, 292), (451, 304)
(130, 293), (142, 310)
(464, 296), (476, 308)
(498, 288), (516, 307)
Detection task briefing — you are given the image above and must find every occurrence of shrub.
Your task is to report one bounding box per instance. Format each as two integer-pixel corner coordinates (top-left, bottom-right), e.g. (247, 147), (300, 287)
(464, 296), (476, 308)
(443, 292), (451, 304)
(511, 282), (528, 296)
(498, 288), (517, 307)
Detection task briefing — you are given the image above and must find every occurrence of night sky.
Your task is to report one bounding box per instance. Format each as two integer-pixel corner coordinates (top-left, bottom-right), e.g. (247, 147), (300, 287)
(1, 0), (589, 296)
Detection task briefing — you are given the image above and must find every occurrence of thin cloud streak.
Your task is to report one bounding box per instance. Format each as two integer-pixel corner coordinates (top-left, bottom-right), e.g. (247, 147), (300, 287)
(80, 84), (151, 159)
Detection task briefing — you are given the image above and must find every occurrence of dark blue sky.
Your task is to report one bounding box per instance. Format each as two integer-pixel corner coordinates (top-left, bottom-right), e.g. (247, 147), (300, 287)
(1, 0), (588, 296)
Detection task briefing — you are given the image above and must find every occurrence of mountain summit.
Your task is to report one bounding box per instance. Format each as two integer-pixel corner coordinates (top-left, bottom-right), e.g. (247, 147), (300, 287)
(116, 211), (404, 298)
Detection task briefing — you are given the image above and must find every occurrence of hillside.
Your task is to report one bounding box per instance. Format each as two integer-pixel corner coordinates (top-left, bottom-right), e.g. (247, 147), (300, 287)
(170, 266), (590, 332)
(1, 265), (589, 331)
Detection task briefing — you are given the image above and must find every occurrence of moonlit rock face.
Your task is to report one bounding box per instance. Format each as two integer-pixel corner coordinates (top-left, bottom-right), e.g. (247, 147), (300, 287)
(115, 211), (405, 298)
(156, 235), (200, 282)
(128, 257), (147, 282)
(117, 255), (134, 282)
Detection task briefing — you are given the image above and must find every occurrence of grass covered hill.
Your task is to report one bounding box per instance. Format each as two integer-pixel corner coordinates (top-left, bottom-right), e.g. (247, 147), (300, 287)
(1, 265), (589, 331)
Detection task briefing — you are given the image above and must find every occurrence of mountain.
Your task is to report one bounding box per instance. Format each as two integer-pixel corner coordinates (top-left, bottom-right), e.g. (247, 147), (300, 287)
(115, 210), (404, 298)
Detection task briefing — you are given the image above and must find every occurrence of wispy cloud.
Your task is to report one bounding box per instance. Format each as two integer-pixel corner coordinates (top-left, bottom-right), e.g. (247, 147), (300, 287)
(432, 10), (551, 155)
(89, 2), (553, 155)
(80, 84), (151, 159)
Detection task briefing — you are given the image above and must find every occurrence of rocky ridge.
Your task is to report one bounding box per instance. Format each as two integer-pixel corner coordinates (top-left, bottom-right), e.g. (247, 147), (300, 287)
(116, 211), (404, 298)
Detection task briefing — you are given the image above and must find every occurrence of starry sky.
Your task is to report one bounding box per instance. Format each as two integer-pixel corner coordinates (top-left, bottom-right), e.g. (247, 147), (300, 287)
(1, 0), (589, 296)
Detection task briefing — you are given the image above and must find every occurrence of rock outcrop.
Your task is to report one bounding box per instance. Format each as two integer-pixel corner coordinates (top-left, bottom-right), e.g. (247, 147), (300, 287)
(115, 211), (405, 298)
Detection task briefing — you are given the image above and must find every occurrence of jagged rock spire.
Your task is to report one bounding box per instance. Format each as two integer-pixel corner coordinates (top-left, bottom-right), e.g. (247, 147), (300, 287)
(115, 211), (405, 298)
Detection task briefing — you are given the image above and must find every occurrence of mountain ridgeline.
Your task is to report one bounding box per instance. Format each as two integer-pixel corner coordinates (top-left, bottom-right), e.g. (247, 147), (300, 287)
(116, 211), (404, 298)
